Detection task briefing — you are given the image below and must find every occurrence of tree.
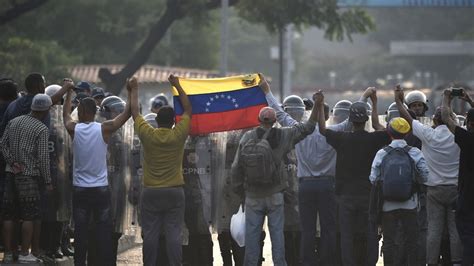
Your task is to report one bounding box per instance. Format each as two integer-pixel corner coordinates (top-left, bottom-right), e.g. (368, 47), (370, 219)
(0, 37), (79, 85)
(99, 0), (374, 94)
(0, 0), (48, 26)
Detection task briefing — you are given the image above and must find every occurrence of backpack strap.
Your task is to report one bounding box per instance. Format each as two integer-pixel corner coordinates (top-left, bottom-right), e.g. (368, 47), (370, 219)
(383, 146), (393, 153)
(403, 145), (412, 153)
(262, 129), (271, 140)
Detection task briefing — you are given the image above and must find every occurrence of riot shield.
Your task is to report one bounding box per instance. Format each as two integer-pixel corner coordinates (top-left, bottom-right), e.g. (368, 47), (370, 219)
(212, 130), (246, 233)
(418, 116), (433, 127)
(99, 113), (135, 236)
(48, 105), (72, 222)
(183, 136), (213, 235)
(182, 135), (216, 265)
(283, 148), (299, 232)
(143, 113), (158, 128)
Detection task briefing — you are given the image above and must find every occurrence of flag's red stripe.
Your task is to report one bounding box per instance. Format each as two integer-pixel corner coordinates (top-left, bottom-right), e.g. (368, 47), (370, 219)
(176, 104), (267, 135)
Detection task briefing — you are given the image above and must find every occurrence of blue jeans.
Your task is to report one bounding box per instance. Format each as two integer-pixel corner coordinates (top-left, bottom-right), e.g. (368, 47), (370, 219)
(298, 178), (336, 266)
(245, 192), (287, 266)
(72, 186), (113, 266)
(141, 186), (185, 266)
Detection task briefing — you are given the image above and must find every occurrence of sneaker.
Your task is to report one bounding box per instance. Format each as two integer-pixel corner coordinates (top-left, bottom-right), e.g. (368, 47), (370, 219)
(18, 253), (42, 263)
(2, 252), (14, 263)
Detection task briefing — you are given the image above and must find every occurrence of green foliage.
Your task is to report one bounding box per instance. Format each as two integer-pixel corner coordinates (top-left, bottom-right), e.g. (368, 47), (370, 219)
(236, 0), (374, 41)
(0, 37), (79, 85)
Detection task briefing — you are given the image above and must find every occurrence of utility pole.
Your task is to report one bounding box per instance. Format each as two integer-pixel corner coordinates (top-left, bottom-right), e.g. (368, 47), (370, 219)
(278, 24), (293, 102)
(220, 0), (229, 77)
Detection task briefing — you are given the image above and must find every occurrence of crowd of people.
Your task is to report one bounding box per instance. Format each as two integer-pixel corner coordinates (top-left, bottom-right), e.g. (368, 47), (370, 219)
(0, 72), (472, 266)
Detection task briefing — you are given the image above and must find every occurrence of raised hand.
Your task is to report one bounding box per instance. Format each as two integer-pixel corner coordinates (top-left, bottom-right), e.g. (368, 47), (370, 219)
(258, 73), (270, 94)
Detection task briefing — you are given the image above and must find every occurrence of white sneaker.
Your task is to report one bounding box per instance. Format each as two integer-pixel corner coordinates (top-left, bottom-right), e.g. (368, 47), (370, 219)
(18, 253), (42, 264)
(2, 253), (14, 263)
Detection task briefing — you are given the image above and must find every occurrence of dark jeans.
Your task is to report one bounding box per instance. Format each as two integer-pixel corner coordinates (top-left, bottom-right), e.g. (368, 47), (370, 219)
(338, 195), (373, 266)
(298, 178), (336, 266)
(382, 209), (418, 266)
(72, 186), (113, 266)
(141, 186), (185, 266)
(218, 231), (244, 266)
(456, 198), (474, 265)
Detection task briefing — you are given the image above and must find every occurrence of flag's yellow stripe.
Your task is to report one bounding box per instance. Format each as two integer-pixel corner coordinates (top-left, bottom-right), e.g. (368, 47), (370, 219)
(171, 74), (260, 96)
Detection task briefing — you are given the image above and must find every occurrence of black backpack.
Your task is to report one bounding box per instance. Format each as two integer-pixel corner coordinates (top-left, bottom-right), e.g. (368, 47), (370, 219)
(380, 146), (416, 201)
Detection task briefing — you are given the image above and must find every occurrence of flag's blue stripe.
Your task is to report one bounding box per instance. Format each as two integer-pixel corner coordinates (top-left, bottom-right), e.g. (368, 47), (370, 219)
(173, 86), (267, 115)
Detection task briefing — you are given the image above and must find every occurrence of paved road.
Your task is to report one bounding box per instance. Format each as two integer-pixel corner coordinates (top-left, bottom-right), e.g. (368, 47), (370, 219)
(117, 234), (385, 265)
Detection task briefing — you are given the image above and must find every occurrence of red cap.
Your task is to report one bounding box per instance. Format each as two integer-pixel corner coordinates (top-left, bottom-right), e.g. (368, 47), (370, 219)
(258, 107), (276, 123)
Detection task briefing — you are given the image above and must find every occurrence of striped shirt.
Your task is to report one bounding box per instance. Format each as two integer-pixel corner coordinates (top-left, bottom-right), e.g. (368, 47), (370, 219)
(0, 114), (51, 183)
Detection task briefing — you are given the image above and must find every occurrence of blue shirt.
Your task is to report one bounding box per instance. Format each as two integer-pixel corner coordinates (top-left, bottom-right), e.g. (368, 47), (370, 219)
(266, 92), (347, 178)
(369, 139), (429, 212)
(0, 95), (50, 136)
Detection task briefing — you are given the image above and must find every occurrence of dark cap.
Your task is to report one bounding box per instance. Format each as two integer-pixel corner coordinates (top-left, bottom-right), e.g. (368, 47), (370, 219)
(74, 81), (92, 92)
(349, 101), (369, 123)
(91, 87), (105, 98)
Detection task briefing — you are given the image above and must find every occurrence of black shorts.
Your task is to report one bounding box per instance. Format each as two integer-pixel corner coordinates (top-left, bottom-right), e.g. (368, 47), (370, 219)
(2, 173), (41, 220)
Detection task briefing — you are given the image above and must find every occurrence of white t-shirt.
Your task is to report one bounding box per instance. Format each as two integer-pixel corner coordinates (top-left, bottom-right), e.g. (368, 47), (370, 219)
(412, 120), (459, 186)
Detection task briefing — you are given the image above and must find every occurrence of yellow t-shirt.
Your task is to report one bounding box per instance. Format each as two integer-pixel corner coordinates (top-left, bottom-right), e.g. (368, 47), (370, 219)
(134, 114), (190, 188)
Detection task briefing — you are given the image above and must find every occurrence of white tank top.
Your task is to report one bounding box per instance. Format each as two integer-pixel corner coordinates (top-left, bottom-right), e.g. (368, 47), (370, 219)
(73, 122), (108, 187)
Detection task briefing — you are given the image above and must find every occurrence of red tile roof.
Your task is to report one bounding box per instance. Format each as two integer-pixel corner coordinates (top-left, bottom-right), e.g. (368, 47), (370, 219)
(68, 64), (235, 84)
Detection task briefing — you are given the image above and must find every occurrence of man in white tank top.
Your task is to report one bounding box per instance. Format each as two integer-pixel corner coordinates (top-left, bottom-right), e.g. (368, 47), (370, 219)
(62, 80), (131, 266)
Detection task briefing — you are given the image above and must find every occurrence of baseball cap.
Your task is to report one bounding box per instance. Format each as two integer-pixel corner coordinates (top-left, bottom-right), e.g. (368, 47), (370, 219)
(75, 81), (92, 92)
(91, 87), (105, 98)
(258, 106), (276, 123)
(31, 94), (52, 111)
(388, 117), (411, 135)
(348, 101), (369, 123)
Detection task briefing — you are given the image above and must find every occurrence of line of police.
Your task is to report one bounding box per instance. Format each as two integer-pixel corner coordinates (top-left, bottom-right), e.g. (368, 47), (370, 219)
(1, 74), (472, 265)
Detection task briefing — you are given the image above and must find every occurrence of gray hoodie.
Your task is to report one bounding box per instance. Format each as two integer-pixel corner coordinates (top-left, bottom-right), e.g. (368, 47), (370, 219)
(231, 120), (315, 198)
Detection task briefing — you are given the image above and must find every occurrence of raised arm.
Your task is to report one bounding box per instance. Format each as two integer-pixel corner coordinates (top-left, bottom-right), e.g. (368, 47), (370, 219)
(169, 74), (192, 118)
(102, 80), (133, 141)
(368, 88), (385, 131)
(129, 77), (140, 120)
(62, 79), (76, 137)
(50, 78), (73, 105)
(441, 89), (457, 133)
(258, 73), (297, 127)
(460, 88), (474, 108)
(315, 90), (327, 135)
(394, 85), (413, 126)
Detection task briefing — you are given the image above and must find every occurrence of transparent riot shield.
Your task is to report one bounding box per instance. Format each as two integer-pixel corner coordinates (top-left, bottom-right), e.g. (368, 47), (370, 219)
(283, 148), (299, 232)
(379, 115), (388, 127)
(212, 130), (245, 233)
(100, 114), (135, 236)
(183, 136), (212, 234)
(418, 116), (433, 127)
(182, 135), (215, 265)
(48, 105), (72, 222)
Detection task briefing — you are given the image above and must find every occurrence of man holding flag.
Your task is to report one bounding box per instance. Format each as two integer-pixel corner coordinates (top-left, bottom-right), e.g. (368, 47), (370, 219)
(130, 75), (191, 266)
(231, 74), (318, 266)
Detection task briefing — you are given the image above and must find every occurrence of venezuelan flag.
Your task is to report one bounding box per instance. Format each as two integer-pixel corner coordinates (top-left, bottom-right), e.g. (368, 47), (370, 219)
(172, 74), (267, 135)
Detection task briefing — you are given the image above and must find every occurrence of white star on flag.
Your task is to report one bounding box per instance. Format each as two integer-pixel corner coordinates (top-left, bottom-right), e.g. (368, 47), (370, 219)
(206, 102), (210, 106)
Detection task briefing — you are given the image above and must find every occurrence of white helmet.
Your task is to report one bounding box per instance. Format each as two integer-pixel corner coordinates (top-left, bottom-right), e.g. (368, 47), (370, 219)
(45, 84), (62, 97)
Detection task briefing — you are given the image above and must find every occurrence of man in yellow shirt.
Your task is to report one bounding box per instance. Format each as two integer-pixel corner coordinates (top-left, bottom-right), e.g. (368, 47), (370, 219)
(129, 75), (192, 266)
